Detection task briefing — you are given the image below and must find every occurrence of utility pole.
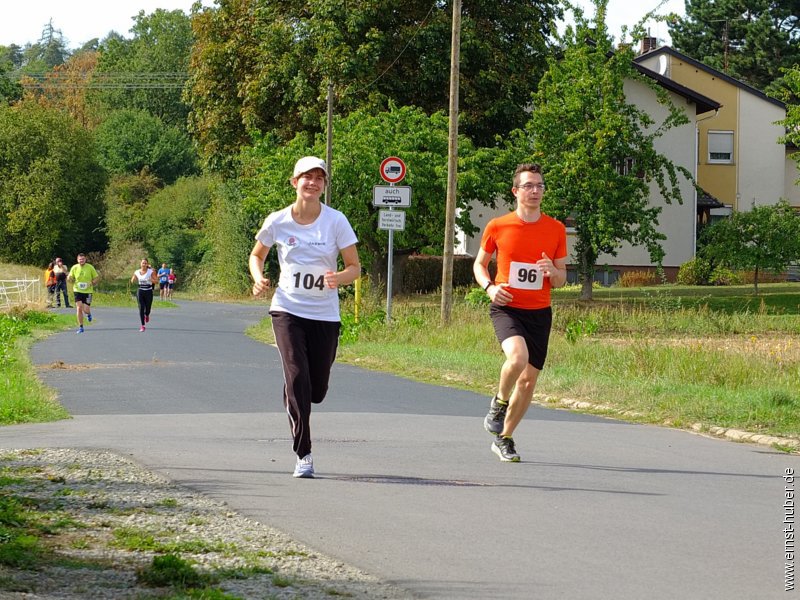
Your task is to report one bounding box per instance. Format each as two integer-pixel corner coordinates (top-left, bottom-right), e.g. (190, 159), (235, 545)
(325, 80), (334, 205)
(440, 0), (461, 325)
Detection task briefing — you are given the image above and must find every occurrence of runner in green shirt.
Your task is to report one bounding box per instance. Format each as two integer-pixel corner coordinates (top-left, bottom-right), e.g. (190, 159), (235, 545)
(67, 253), (99, 334)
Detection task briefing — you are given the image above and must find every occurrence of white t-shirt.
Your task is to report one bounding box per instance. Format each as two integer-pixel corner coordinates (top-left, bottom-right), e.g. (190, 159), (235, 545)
(134, 268), (154, 290)
(255, 204), (358, 322)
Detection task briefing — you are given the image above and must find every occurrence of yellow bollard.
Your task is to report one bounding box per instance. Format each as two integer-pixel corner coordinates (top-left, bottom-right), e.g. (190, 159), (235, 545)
(354, 277), (361, 323)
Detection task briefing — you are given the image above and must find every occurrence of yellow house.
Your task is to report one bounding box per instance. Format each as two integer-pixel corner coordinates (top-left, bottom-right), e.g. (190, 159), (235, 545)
(634, 45), (800, 216)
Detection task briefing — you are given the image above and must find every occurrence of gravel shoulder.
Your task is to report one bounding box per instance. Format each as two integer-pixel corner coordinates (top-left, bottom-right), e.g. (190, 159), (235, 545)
(0, 448), (412, 599)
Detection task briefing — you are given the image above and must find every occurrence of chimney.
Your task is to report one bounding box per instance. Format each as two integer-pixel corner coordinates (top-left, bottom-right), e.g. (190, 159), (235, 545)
(640, 36), (657, 54)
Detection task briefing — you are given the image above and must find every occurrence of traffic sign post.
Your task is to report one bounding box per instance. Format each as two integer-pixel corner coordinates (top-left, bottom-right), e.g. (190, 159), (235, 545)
(377, 157), (409, 322)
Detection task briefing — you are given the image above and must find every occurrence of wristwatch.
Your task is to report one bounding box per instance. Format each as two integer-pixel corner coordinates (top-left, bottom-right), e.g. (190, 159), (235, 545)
(483, 280), (493, 291)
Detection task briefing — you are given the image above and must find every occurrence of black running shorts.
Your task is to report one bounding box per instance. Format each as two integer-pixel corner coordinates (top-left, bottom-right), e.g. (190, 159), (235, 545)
(489, 304), (553, 370)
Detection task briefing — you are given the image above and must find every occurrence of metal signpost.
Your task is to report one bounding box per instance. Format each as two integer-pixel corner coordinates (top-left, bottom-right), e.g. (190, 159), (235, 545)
(375, 157), (410, 322)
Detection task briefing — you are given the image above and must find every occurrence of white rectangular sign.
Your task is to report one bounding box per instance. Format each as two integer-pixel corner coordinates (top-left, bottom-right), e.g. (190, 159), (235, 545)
(378, 209), (406, 231)
(373, 185), (412, 207)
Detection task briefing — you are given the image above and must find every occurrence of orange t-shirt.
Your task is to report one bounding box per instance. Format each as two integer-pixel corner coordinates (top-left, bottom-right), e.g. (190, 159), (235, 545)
(480, 212), (568, 310)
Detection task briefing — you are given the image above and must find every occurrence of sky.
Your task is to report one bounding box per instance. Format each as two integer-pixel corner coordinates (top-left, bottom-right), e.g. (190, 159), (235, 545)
(1, 0), (685, 49)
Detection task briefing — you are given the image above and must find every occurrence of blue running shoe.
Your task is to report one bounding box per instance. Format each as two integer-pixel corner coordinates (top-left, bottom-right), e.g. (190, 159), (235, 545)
(77, 326), (84, 334)
(87, 313), (92, 323)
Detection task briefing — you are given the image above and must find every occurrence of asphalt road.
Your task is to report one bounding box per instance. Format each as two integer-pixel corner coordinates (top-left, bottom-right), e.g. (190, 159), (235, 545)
(1, 301), (795, 599)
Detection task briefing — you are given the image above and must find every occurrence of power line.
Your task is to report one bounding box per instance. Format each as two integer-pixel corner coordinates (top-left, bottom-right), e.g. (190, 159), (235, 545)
(15, 72), (189, 90)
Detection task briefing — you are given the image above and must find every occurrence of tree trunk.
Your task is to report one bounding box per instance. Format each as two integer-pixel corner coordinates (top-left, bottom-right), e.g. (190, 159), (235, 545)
(578, 245), (596, 301)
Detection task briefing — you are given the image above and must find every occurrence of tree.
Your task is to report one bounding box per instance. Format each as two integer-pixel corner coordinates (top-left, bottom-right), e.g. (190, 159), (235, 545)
(95, 9), (193, 128)
(700, 202), (800, 292)
(0, 62), (22, 105)
(94, 109), (198, 184)
(0, 102), (107, 264)
(526, 0), (691, 300)
(186, 0), (561, 171)
(669, 0), (800, 93)
(140, 177), (213, 276)
(779, 64), (800, 167)
(21, 50), (102, 128)
(236, 104), (508, 284)
(16, 22), (70, 74)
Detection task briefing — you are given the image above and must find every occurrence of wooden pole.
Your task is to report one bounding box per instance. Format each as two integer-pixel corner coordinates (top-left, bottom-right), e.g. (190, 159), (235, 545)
(440, 0), (461, 325)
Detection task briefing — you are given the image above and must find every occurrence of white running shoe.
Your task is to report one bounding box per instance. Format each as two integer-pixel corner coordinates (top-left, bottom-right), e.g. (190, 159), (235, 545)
(293, 454), (314, 478)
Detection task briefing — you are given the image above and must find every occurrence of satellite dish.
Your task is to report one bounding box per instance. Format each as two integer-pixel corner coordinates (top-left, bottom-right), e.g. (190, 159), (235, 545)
(657, 54), (669, 76)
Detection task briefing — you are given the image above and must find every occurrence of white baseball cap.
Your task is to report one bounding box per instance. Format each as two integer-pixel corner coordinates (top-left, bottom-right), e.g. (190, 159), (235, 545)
(292, 156), (328, 178)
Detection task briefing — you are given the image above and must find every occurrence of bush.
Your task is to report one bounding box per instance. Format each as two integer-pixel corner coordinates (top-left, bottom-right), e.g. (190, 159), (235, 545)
(617, 270), (658, 287)
(677, 258), (712, 286)
(400, 255), (478, 293)
(464, 286), (491, 307)
(709, 266), (743, 286)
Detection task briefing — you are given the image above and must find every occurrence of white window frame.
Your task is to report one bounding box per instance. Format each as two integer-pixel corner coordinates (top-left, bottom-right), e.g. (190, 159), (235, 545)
(708, 130), (734, 164)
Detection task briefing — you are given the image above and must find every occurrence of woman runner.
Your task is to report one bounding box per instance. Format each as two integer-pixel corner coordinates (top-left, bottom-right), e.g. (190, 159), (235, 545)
(248, 156), (360, 479)
(130, 259), (158, 332)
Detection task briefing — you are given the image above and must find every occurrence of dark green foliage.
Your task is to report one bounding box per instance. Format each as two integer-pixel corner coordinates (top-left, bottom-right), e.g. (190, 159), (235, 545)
(95, 9), (193, 129)
(676, 257), (713, 285)
(669, 0), (800, 93)
(140, 177), (213, 278)
(699, 201), (800, 292)
(0, 102), (107, 264)
(195, 181), (254, 296)
(103, 172), (162, 249)
(401, 255), (475, 293)
(237, 105), (509, 285)
(186, 0), (561, 170)
(94, 109), (198, 184)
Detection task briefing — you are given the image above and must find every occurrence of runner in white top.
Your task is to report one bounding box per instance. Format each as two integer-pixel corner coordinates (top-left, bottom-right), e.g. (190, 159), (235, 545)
(130, 259), (158, 332)
(248, 156), (360, 479)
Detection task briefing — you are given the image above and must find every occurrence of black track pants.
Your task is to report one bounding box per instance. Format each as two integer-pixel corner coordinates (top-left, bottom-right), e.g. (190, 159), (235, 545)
(270, 311), (340, 458)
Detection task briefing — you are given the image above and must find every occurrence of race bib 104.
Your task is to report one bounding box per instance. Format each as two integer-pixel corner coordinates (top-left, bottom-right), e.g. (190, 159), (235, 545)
(279, 264), (332, 298)
(508, 261), (544, 290)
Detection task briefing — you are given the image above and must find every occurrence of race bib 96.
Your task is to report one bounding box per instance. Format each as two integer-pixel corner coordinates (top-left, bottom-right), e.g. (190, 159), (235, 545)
(508, 261), (544, 290)
(279, 264), (331, 297)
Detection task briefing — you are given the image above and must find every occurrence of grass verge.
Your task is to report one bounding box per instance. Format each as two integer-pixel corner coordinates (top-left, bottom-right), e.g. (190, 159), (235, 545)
(249, 282), (800, 445)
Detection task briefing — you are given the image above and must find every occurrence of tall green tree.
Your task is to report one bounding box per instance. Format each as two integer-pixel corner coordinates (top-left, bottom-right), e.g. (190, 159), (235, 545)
(236, 104), (508, 282)
(0, 63), (22, 105)
(700, 201), (800, 293)
(141, 176), (213, 276)
(527, 0), (691, 300)
(94, 109), (198, 184)
(96, 9), (193, 128)
(186, 0), (561, 171)
(669, 0), (800, 93)
(779, 65), (800, 167)
(0, 102), (107, 264)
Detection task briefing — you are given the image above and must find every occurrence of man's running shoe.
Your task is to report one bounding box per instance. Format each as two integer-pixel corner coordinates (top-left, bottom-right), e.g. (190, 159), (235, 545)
(293, 454), (314, 478)
(76, 326), (84, 334)
(491, 436), (520, 462)
(86, 313), (92, 322)
(484, 395), (508, 435)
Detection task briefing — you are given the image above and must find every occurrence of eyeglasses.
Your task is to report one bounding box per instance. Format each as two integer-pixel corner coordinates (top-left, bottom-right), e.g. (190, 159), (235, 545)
(516, 183), (546, 191)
